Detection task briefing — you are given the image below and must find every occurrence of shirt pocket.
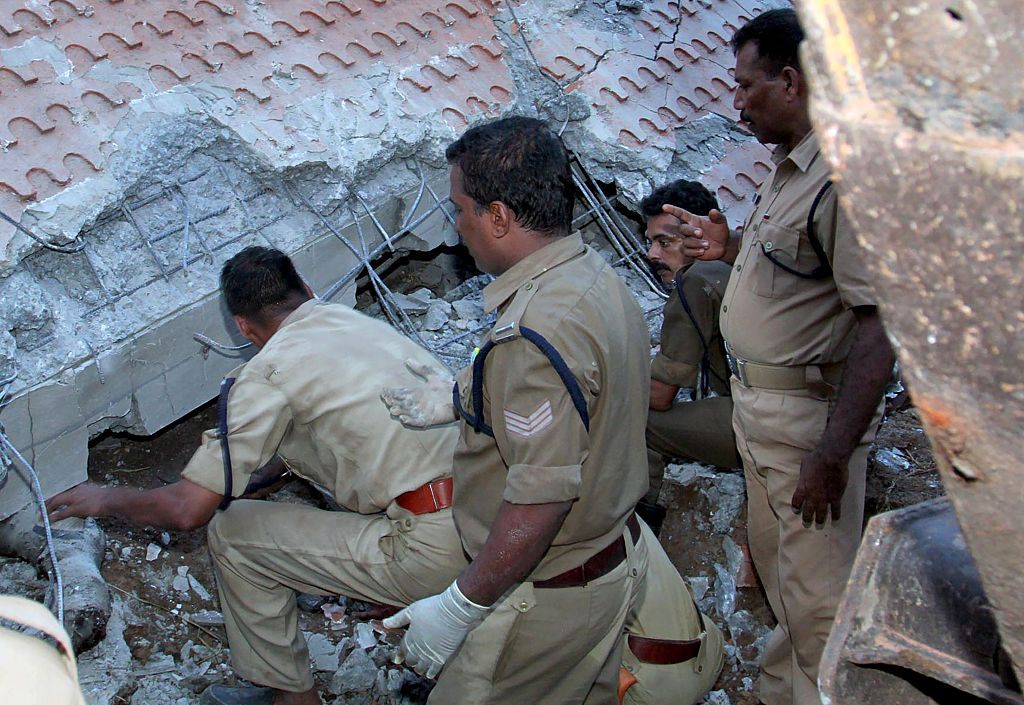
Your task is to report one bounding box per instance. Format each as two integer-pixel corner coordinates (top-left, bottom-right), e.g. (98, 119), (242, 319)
(753, 222), (802, 299)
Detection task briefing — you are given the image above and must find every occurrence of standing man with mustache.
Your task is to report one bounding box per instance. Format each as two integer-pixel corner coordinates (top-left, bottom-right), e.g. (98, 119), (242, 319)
(640, 179), (741, 535)
(662, 9), (894, 705)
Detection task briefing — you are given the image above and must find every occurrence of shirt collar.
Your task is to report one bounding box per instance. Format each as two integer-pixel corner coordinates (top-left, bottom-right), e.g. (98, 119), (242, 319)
(277, 298), (320, 330)
(483, 232), (586, 313)
(770, 129), (820, 172)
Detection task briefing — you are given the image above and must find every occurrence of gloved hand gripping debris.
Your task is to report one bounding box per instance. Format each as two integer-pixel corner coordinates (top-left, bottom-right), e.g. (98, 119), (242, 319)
(383, 579), (491, 679)
(380, 359), (457, 428)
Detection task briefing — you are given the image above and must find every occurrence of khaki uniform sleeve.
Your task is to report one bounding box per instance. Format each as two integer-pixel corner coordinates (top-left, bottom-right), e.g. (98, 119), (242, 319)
(818, 192), (876, 309)
(651, 277), (715, 387)
(484, 337), (591, 505)
(181, 369), (293, 497)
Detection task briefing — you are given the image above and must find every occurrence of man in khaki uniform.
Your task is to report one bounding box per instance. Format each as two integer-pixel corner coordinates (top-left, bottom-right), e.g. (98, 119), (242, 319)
(380, 116), (652, 704)
(47, 247), (467, 705)
(641, 180), (740, 524)
(662, 10), (895, 705)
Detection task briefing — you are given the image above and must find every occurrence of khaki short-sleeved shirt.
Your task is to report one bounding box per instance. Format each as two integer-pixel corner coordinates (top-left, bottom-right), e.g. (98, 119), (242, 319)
(652, 260), (732, 397)
(452, 234), (651, 580)
(182, 300), (458, 514)
(720, 131), (876, 366)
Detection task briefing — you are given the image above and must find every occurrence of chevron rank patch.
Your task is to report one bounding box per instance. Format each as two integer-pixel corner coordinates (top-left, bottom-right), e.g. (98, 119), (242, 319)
(504, 400), (554, 439)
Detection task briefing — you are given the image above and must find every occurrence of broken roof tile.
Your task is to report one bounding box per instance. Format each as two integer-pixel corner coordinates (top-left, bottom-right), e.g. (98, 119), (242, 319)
(0, 0), (772, 255)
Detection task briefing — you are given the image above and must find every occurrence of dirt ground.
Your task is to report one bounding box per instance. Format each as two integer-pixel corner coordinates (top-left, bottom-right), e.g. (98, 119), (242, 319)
(70, 397), (942, 704)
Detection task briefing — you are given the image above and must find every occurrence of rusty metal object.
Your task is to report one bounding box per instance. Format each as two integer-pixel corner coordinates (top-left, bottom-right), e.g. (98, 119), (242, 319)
(794, 0), (1024, 684)
(821, 498), (1022, 705)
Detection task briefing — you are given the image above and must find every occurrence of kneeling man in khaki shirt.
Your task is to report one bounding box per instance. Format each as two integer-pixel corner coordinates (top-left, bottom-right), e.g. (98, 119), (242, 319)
(47, 246), (468, 705)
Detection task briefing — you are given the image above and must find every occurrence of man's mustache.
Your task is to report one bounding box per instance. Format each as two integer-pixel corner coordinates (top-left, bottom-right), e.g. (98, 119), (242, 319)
(647, 260), (670, 276)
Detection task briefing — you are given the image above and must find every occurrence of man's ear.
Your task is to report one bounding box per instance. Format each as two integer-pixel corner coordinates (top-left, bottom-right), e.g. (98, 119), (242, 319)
(489, 201), (512, 238)
(234, 315), (255, 342)
(780, 66), (804, 99)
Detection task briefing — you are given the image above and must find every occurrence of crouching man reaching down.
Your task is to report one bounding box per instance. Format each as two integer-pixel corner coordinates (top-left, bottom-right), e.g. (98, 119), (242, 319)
(381, 116), (723, 705)
(47, 246), (468, 705)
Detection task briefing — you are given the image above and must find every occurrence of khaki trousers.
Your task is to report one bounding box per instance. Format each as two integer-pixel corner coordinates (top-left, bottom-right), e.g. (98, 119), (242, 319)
(731, 381), (879, 705)
(206, 500), (468, 692)
(646, 396), (740, 503)
(428, 522), (650, 705)
(623, 520), (724, 705)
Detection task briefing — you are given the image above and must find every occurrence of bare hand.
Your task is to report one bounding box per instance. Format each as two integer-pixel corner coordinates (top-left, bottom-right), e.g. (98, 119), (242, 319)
(46, 483), (108, 523)
(791, 450), (848, 525)
(661, 205), (730, 261)
(381, 359), (456, 428)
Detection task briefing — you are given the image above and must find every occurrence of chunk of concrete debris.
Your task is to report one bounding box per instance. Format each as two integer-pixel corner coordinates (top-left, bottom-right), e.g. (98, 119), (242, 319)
(172, 566), (191, 593)
(354, 621), (377, 649)
(329, 647), (379, 696)
(190, 609), (225, 626)
(391, 290), (432, 315)
(136, 652), (178, 676)
(714, 562), (736, 620)
(146, 543), (162, 561)
(726, 610), (772, 669)
(187, 573), (211, 601)
(451, 299), (481, 320)
(705, 689), (731, 705)
(304, 632), (341, 672)
(875, 447), (911, 471)
(688, 575), (710, 602)
(419, 301), (452, 332)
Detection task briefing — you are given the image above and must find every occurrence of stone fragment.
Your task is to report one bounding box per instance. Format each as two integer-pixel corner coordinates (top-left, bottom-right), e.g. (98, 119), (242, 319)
(190, 609), (225, 626)
(187, 573), (211, 601)
(305, 632), (341, 672)
(329, 646), (378, 695)
(713, 562), (736, 620)
(419, 301), (452, 331)
(875, 447), (911, 471)
(451, 299), (480, 320)
(706, 689), (731, 705)
(172, 566), (190, 593)
(354, 621), (377, 649)
(146, 543), (161, 561)
(688, 575), (709, 602)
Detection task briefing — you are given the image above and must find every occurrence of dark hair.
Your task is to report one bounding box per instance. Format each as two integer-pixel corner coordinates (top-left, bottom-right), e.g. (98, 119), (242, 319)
(730, 8), (804, 77)
(445, 116), (574, 237)
(640, 179), (718, 222)
(220, 246), (310, 321)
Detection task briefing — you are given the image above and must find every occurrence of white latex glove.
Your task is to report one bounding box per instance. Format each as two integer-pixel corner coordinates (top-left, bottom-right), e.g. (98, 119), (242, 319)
(383, 579), (491, 678)
(380, 358), (456, 428)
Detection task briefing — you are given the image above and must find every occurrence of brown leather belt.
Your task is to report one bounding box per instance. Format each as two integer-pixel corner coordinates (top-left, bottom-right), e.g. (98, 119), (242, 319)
(627, 633), (701, 665)
(534, 513), (640, 589)
(395, 477), (454, 515)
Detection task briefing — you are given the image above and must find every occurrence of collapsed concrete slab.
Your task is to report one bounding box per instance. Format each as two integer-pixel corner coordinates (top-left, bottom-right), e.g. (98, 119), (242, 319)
(0, 0), (775, 518)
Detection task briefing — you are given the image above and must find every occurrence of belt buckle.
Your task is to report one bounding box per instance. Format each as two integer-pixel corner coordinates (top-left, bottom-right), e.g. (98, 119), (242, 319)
(726, 352), (748, 386)
(735, 358), (748, 386)
(427, 481), (439, 512)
